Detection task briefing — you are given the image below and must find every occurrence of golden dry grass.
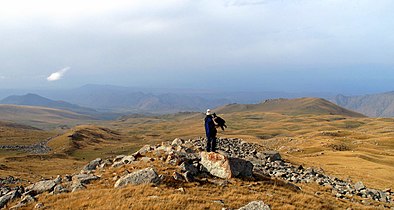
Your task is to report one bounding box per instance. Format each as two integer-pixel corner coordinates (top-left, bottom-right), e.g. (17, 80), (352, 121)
(0, 104), (97, 129)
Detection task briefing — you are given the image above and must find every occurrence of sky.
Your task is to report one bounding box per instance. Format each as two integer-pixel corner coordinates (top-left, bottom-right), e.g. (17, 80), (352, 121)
(0, 0), (393, 95)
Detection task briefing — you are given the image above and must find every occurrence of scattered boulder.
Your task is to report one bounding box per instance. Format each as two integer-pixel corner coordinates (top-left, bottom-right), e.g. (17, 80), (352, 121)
(114, 168), (160, 188)
(200, 152), (253, 179)
(0, 187), (23, 209)
(172, 138), (184, 146)
(9, 194), (36, 210)
(238, 201), (271, 210)
(355, 181), (366, 191)
(72, 174), (100, 185)
(82, 158), (102, 172)
(25, 180), (56, 195)
(71, 182), (86, 192)
(262, 151), (281, 161)
(112, 155), (136, 167)
(179, 162), (199, 176)
(53, 185), (69, 194)
(133, 145), (153, 157)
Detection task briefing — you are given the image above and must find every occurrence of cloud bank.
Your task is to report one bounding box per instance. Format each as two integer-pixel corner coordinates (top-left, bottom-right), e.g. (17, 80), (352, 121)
(47, 67), (70, 81)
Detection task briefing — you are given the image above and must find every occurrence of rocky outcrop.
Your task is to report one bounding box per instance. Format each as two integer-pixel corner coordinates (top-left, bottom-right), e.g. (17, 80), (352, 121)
(200, 152), (253, 179)
(114, 167), (160, 188)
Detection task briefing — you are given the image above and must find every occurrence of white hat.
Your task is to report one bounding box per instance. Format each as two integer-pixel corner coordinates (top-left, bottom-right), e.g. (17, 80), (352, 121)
(206, 109), (211, 115)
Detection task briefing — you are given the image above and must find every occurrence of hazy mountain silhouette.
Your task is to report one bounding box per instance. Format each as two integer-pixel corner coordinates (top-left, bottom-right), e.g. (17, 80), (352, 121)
(333, 92), (394, 117)
(0, 93), (98, 116)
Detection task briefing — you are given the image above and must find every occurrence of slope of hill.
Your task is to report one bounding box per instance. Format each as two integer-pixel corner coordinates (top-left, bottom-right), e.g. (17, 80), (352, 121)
(333, 92), (394, 117)
(0, 93), (98, 116)
(214, 97), (365, 117)
(48, 125), (122, 157)
(0, 104), (95, 129)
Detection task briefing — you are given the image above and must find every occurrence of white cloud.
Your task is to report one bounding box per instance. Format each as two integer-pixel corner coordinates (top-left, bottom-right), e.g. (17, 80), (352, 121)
(47, 67), (70, 81)
(0, 75), (5, 79)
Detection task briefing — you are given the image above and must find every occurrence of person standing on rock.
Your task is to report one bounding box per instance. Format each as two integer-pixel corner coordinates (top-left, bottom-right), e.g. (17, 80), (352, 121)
(204, 109), (217, 152)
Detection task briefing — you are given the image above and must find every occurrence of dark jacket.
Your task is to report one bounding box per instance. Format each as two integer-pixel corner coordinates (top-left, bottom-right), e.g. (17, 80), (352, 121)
(204, 115), (217, 138)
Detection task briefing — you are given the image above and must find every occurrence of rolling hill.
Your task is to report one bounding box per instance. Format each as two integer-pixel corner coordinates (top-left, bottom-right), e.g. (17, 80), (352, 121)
(214, 97), (365, 117)
(333, 92), (394, 117)
(0, 104), (96, 129)
(0, 93), (98, 116)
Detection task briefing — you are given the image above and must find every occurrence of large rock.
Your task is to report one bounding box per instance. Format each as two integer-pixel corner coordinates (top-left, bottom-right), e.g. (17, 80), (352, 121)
(82, 158), (102, 172)
(354, 181), (366, 191)
(72, 174), (100, 185)
(238, 201), (271, 210)
(26, 180), (56, 194)
(200, 152), (253, 179)
(0, 188), (22, 209)
(114, 168), (160, 188)
(133, 145), (153, 157)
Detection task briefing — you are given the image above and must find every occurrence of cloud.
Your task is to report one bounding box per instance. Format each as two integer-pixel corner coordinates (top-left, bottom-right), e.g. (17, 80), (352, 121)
(0, 75), (5, 79)
(47, 67), (70, 81)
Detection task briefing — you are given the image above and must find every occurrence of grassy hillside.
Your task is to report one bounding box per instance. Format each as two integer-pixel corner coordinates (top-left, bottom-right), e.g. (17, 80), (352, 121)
(215, 98), (365, 117)
(0, 104), (96, 129)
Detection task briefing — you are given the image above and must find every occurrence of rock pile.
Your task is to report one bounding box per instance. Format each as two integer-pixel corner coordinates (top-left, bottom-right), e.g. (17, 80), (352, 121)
(186, 138), (394, 204)
(0, 137), (52, 154)
(0, 172), (100, 209)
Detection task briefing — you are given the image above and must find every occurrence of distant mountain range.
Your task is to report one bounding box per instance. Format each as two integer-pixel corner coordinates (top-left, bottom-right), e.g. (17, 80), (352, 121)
(2, 85), (394, 118)
(0, 93), (98, 116)
(332, 92), (394, 117)
(0, 84), (336, 114)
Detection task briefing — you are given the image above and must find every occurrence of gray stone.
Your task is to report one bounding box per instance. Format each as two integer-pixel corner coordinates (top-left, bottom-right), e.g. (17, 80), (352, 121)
(114, 167), (160, 188)
(9, 194), (36, 210)
(0, 191), (17, 209)
(121, 155), (136, 164)
(53, 185), (69, 194)
(100, 159), (113, 168)
(354, 181), (365, 191)
(111, 161), (125, 168)
(173, 172), (185, 181)
(71, 182), (86, 192)
(172, 138), (184, 146)
(133, 145), (153, 157)
(26, 180), (56, 194)
(113, 155), (125, 162)
(238, 201), (271, 210)
(263, 151), (281, 161)
(82, 158), (102, 172)
(54, 175), (62, 184)
(72, 174), (100, 185)
(179, 162), (199, 176)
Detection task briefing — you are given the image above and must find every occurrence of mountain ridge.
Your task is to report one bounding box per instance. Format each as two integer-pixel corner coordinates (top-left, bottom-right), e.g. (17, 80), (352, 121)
(214, 97), (365, 117)
(333, 92), (394, 117)
(0, 93), (98, 116)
